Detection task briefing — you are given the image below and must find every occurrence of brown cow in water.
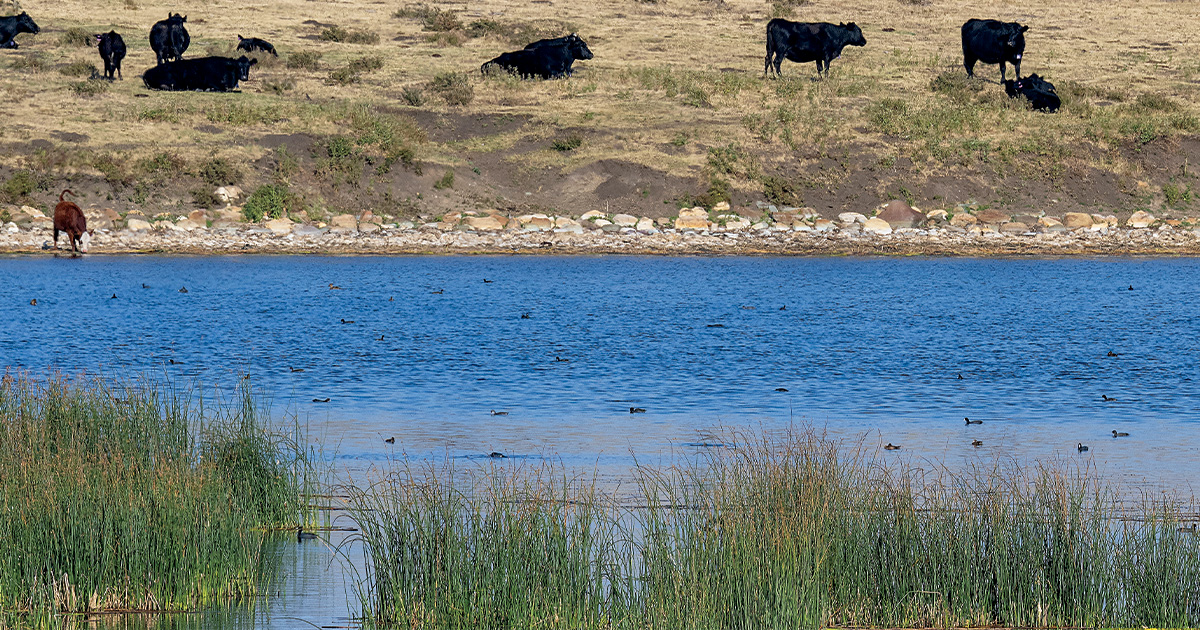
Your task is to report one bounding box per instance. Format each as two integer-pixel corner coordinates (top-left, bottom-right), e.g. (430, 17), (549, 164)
(53, 190), (93, 254)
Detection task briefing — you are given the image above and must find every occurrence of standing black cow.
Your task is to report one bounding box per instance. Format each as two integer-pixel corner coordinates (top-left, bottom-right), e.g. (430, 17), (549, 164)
(143, 55), (257, 92)
(149, 13), (189, 65)
(236, 35), (277, 57)
(764, 19), (866, 77)
(95, 31), (126, 80)
(482, 35), (593, 79)
(0, 12), (40, 49)
(1003, 73), (1059, 113)
(961, 18), (1027, 82)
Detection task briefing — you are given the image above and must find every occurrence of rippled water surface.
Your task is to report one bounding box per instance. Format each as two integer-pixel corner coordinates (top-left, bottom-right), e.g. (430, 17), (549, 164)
(3, 254), (1199, 627)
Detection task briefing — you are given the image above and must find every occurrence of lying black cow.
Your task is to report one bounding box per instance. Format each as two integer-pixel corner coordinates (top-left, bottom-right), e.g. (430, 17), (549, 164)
(482, 35), (593, 79)
(1003, 73), (1059, 113)
(236, 35), (277, 57)
(0, 12), (40, 49)
(764, 19), (866, 77)
(96, 31), (126, 80)
(962, 18), (1028, 82)
(150, 13), (189, 65)
(143, 55), (257, 92)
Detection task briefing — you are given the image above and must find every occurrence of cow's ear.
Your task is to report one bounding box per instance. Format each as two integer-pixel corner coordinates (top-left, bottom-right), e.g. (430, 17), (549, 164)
(249, 59), (258, 66)
(1020, 25), (1029, 32)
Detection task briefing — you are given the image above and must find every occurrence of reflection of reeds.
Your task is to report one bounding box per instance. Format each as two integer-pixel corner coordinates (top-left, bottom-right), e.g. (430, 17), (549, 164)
(0, 374), (318, 621)
(350, 427), (1200, 628)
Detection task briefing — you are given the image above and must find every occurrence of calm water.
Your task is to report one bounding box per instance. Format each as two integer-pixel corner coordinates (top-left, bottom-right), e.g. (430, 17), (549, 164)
(3, 254), (1199, 628)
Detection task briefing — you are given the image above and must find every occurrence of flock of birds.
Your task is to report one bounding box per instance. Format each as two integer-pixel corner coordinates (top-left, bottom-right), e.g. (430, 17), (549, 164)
(881, 414), (1131, 453)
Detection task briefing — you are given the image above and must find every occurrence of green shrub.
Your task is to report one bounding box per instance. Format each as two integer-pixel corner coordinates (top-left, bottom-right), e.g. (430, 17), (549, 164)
(199, 157), (242, 187)
(1135, 92), (1179, 112)
(190, 188), (222, 208)
(433, 170), (454, 189)
(551, 134), (583, 152)
(10, 52), (47, 72)
(319, 26), (379, 45)
(263, 79), (295, 94)
(58, 27), (92, 47)
(69, 79), (108, 96)
(286, 50), (322, 71)
(242, 184), (292, 221)
(1, 170), (39, 203)
(401, 86), (426, 106)
(58, 60), (97, 77)
(428, 72), (473, 106)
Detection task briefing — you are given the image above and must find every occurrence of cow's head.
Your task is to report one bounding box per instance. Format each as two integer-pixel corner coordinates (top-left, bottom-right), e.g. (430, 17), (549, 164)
(235, 56), (258, 81)
(78, 229), (93, 253)
(17, 12), (40, 35)
(1007, 24), (1028, 58)
(844, 22), (866, 47)
(168, 13), (186, 24)
(569, 36), (593, 61)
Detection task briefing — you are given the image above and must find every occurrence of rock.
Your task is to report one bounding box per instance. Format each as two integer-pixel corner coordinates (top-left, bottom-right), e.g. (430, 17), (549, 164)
(262, 217), (293, 234)
(612, 213), (638, 227)
(600, 223), (621, 233)
(125, 217), (152, 232)
(591, 218), (612, 228)
(359, 221), (381, 234)
(675, 214), (710, 230)
(863, 217), (892, 234)
(840, 223), (862, 234)
(1063, 212), (1093, 229)
(217, 207), (243, 221)
(1013, 214), (1040, 226)
(520, 215), (554, 231)
(679, 207), (708, 219)
(554, 219), (584, 234)
(949, 213), (978, 227)
(359, 210), (377, 224)
(636, 218), (656, 232)
(813, 218), (835, 232)
(20, 205), (44, 218)
(722, 217), (751, 231)
(329, 214), (358, 233)
(29, 216), (52, 229)
(925, 209), (949, 223)
(1127, 210), (1155, 228)
(838, 212), (867, 224)
(292, 224), (325, 237)
(580, 210), (606, 221)
(87, 218), (113, 231)
(188, 210), (208, 224)
(466, 215), (505, 231)
(655, 217), (673, 227)
(4, 222), (18, 234)
(1038, 217), (1064, 228)
(1000, 222), (1029, 234)
(175, 218), (204, 231)
(876, 200), (925, 228)
(712, 201), (731, 213)
(975, 209), (1011, 225)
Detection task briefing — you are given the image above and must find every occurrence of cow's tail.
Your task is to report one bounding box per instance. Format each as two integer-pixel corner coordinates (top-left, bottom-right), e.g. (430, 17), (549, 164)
(764, 24), (775, 76)
(59, 189), (75, 202)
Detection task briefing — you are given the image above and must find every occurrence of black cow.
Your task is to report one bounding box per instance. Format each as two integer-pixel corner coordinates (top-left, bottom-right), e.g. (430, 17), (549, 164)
(143, 55), (257, 92)
(95, 31), (126, 80)
(1003, 73), (1059, 113)
(523, 33), (581, 50)
(0, 12), (40, 49)
(482, 35), (593, 79)
(961, 18), (1027, 82)
(236, 35), (277, 57)
(149, 13), (189, 65)
(764, 20), (866, 77)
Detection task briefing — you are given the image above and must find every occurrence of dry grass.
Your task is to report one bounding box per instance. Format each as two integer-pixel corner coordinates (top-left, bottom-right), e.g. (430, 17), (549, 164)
(2, 0), (1200, 215)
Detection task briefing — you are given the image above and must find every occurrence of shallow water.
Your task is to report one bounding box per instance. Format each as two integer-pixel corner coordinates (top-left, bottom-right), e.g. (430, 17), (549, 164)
(4, 254), (1200, 627)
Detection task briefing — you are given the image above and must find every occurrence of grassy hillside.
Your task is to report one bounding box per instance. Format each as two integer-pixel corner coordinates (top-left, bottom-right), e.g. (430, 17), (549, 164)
(3, 0), (1200, 224)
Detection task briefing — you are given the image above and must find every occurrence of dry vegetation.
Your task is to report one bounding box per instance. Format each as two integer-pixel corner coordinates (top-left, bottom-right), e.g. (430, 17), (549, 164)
(3, 0), (1200, 222)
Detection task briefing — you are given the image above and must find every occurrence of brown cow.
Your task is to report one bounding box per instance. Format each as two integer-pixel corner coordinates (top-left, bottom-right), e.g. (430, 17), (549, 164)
(53, 190), (93, 254)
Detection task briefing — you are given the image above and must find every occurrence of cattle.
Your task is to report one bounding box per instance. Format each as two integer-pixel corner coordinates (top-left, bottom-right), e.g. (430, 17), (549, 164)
(1003, 73), (1059, 113)
(149, 13), (189, 65)
(0, 12), (39, 49)
(143, 55), (257, 91)
(236, 35), (277, 57)
(764, 20), (866, 77)
(53, 190), (93, 254)
(961, 18), (1028, 82)
(95, 31), (126, 80)
(482, 35), (593, 79)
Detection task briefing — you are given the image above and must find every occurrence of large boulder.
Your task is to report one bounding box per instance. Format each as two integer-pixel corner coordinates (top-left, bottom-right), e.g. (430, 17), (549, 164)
(838, 212), (867, 224)
(1126, 210), (1155, 228)
(466, 215), (505, 231)
(876, 200), (925, 228)
(949, 213), (978, 227)
(1062, 212), (1093, 228)
(329, 214), (359, 233)
(125, 217), (152, 232)
(612, 213), (638, 227)
(675, 207), (710, 231)
(975, 209), (1011, 225)
(862, 217), (892, 234)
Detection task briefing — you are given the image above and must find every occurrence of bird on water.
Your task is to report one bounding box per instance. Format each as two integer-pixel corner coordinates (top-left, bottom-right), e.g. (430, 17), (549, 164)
(297, 526), (317, 542)
(384, 437), (395, 444)
(971, 440), (983, 447)
(965, 417), (982, 425)
(630, 407), (647, 414)
(884, 443), (901, 450)
(490, 410), (508, 416)
(1078, 443), (1089, 452)
(1112, 430), (1129, 437)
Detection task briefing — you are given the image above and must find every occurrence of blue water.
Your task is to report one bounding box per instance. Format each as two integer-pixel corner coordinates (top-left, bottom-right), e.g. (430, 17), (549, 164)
(4, 254), (1200, 628)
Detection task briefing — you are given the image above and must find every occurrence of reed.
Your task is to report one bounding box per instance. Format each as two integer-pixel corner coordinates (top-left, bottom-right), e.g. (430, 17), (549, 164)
(0, 375), (316, 623)
(350, 428), (1200, 629)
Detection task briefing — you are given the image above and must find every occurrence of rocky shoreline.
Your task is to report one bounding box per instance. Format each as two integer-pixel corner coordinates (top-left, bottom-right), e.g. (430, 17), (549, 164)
(5, 196), (1200, 257)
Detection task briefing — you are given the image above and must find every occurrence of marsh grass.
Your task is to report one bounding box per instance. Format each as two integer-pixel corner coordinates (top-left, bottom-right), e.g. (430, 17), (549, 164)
(350, 428), (1200, 629)
(0, 375), (318, 622)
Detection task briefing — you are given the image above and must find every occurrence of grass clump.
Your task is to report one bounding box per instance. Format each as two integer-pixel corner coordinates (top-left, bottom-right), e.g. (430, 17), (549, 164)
(198, 156), (242, 187)
(400, 86), (426, 106)
(427, 71), (473, 106)
(58, 60), (97, 77)
(286, 50), (322, 71)
(349, 427), (1200, 630)
(68, 78), (109, 96)
(9, 52), (47, 72)
(328, 55), (384, 85)
(1, 170), (40, 203)
(0, 376), (315, 619)
(394, 4), (462, 31)
(190, 187), (222, 208)
(319, 25), (379, 45)
(551, 134), (583, 152)
(433, 169), (453, 189)
(58, 27), (92, 47)
(242, 183), (292, 221)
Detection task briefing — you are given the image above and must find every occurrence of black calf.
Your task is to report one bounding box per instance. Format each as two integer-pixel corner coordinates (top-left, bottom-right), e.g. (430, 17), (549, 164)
(96, 31), (126, 80)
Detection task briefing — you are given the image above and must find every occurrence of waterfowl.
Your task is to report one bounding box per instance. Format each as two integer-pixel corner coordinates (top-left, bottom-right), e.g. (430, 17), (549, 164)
(1111, 430), (1129, 437)
(384, 437), (395, 444)
(341, 319), (355, 324)
(169, 358), (183, 365)
(1107, 351), (1119, 357)
(707, 324), (725, 328)
(1128, 285), (1134, 291)
(388, 296), (394, 301)
(489, 451), (506, 458)
(1179, 523), (1198, 534)
(779, 306), (786, 310)
(313, 397), (330, 403)
(490, 410), (508, 416)
(142, 283), (150, 289)
(329, 283), (342, 290)
(884, 443), (901, 451)
(297, 526), (318, 542)
(483, 279), (493, 283)
(971, 440), (983, 447)
(630, 407), (647, 414)
(110, 294), (117, 299)
(555, 356), (569, 362)
(742, 306), (755, 310)
(965, 417), (982, 425)
(957, 374), (963, 380)
(377, 335), (385, 341)
(290, 367), (305, 373)
(179, 286), (188, 293)
(29, 299), (36, 305)
(431, 289), (444, 294)
(775, 388), (789, 392)
(521, 313), (531, 319)
(1102, 394), (1117, 402)
(1077, 443), (1089, 452)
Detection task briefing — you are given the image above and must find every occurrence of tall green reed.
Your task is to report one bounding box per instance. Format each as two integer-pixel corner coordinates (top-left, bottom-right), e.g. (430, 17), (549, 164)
(0, 374), (316, 621)
(351, 428), (1200, 629)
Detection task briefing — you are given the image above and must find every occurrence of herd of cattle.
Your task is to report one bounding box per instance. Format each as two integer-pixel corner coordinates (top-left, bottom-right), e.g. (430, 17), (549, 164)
(0, 10), (1059, 110)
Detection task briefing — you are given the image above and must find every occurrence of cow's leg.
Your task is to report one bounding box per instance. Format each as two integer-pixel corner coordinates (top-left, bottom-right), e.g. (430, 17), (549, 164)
(963, 53), (976, 77)
(999, 61), (1007, 83)
(1012, 59), (1021, 81)
(815, 59), (824, 77)
(53, 228), (60, 249)
(772, 55), (783, 76)
(764, 51), (773, 77)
